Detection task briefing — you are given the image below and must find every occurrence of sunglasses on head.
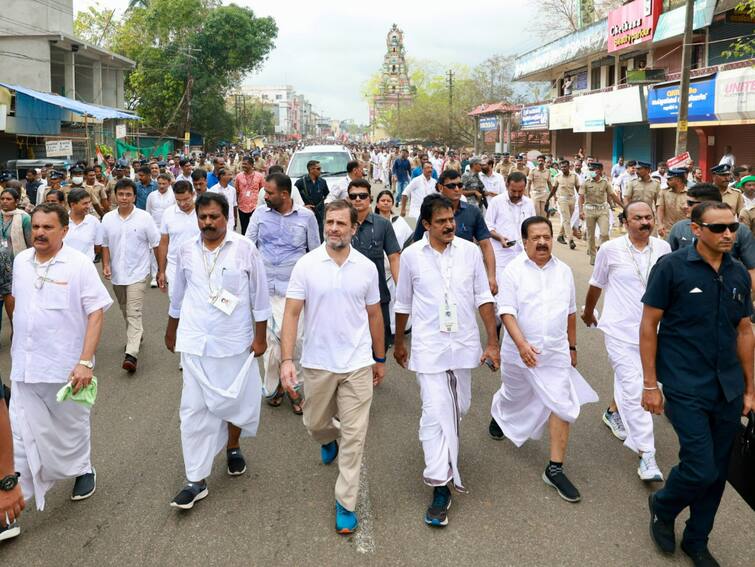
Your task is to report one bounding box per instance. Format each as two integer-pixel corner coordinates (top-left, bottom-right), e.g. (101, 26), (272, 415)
(348, 192), (370, 201)
(700, 221), (739, 234)
(443, 182), (463, 189)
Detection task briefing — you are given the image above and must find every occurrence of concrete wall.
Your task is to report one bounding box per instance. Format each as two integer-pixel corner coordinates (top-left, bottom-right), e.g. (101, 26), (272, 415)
(0, 38), (52, 91)
(2, 0), (73, 36)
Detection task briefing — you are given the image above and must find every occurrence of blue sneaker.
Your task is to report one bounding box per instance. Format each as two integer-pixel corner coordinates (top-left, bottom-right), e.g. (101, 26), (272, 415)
(335, 501), (358, 534)
(425, 486), (452, 527)
(321, 441), (338, 465)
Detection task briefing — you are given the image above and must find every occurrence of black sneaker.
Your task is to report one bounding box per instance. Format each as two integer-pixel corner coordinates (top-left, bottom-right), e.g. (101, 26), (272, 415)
(227, 448), (247, 476)
(557, 235), (567, 245)
(488, 417), (505, 441)
(542, 464), (581, 503)
(648, 494), (675, 554)
(170, 481), (208, 510)
(122, 354), (137, 373)
(0, 521), (20, 542)
(424, 486), (452, 527)
(71, 468), (96, 501)
(569, 240), (576, 250)
(681, 543), (719, 567)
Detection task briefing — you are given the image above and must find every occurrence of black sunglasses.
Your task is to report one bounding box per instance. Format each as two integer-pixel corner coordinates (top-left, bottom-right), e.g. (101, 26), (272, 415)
(348, 193), (371, 201)
(700, 221), (739, 234)
(443, 183), (464, 189)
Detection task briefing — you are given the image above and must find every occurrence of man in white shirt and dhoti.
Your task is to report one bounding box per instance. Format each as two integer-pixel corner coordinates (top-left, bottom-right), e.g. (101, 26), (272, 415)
(165, 192), (271, 510)
(490, 216), (598, 503)
(9, 203), (112, 523)
(582, 202), (669, 482)
(394, 194), (499, 528)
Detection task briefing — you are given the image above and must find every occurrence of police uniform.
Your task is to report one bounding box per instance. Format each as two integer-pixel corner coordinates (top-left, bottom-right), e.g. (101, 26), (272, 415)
(514, 163), (530, 179)
(495, 157), (514, 180)
(444, 158), (461, 172)
(579, 170), (614, 264)
(656, 168), (689, 236)
(711, 163), (744, 215)
(527, 166), (551, 217)
(625, 178), (661, 209)
(643, 245), (752, 554)
(552, 171), (580, 243)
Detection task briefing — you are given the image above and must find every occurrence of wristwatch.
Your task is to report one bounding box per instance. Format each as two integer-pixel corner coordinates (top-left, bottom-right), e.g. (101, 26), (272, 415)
(0, 473), (19, 491)
(78, 359), (94, 369)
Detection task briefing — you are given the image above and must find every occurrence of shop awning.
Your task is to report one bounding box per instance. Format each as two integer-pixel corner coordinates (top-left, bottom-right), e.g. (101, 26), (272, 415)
(0, 82), (140, 121)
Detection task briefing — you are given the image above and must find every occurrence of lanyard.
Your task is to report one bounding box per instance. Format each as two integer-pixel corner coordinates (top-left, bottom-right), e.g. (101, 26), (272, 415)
(0, 216), (12, 238)
(431, 243), (455, 303)
(33, 252), (59, 289)
(625, 236), (653, 288)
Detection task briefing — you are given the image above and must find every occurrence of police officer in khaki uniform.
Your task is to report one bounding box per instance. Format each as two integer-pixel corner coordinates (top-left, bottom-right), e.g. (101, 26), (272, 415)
(443, 150), (461, 172)
(656, 168), (689, 238)
(546, 159), (580, 250)
(527, 154), (552, 217)
(711, 163), (744, 215)
(624, 161), (661, 209)
(495, 152), (514, 180)
(514, 153), (530, 180)
(579, 162), (620, 265)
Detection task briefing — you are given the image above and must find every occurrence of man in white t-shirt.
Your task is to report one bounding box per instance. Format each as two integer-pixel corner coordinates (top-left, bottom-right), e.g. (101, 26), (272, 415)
(208, 168), (238, 232)
(401, 162), (436, 219)
(146, 173), (176, 287)
(64, 189), (103, 261)
(156, 180), (199, 300)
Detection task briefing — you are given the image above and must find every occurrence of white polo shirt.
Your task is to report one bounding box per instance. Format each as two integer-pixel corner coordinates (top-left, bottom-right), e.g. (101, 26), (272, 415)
(484, 193), (536, 269)
(286, 244), (380, 373)
(101, 207), (161, 286)
(498, 253), (576, 369)
(11, 245), (113, 384)
(208, 183), (238, 231)
(146, 187), (176, 228)
(160, 204), (200, 277)
(589, 235), (671, 344)
(480, 171), (505, 196)
(403, 175), (437, 219)
(64, 214), (103, 261)
(394, 234), (494, 373)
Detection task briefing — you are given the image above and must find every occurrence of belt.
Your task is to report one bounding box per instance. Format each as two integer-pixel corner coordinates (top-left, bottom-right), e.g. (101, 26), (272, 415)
(584, 203), (609, 210)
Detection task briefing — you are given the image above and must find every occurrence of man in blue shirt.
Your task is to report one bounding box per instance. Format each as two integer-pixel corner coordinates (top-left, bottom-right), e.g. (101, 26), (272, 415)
(392, 148), (412, 200)
(413, 169), (497, 294)
(411, 154), (438, 180)
(641, 201), (754, 566)
(135, 166), (157, 210)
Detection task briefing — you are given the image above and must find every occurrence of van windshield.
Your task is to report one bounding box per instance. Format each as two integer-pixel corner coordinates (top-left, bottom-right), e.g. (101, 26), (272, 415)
(288, 152), (350, 178)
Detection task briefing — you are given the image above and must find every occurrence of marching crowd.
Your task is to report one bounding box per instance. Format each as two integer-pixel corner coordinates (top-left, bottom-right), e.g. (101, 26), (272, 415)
(0, 144), (753, 567)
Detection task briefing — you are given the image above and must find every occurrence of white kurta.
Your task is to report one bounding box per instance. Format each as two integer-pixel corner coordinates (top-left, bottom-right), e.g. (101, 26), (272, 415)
(484, 193), (536, 281)
(491, 253), (598, 445)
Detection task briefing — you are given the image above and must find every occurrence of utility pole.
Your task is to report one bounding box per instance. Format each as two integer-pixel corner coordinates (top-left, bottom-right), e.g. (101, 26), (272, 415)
(446, 70), (454, 144)
(675, 0), (694, 155)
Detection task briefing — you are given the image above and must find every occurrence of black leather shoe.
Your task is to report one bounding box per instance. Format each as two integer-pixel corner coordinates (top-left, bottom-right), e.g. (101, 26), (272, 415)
(648, 494), (675, 554)
(488, 418), (505, 440)
(681, 543), (720, 567)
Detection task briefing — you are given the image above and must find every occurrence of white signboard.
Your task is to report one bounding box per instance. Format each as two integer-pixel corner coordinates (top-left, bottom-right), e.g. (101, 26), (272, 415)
(548, 100), (575, 130)
(604, 86), (645, 125)
(715, 67), (755, 121)
(573, 92), (605, 132)
(45, 139), (73, 157)
(115, 124), (127, 139)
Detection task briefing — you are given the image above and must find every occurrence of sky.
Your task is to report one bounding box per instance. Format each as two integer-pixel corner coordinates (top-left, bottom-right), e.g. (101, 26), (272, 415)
(73, 0), (542, 123)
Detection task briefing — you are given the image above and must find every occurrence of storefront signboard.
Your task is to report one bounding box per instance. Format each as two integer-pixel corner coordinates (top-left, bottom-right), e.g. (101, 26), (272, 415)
(647, 77), (716, 123)
(607, 0), (663, 53)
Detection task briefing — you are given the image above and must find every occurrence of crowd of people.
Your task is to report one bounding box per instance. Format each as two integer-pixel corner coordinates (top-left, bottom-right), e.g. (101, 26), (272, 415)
(0, 142), (753, 567)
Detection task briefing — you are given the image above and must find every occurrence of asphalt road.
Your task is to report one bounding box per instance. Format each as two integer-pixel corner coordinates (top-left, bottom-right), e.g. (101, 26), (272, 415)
(2, 188), (754, 567)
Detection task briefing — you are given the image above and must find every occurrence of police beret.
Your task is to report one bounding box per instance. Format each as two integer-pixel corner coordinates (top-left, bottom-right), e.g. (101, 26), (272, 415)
(667, 167), (688, 179)
(636, 161), (652, 169)
(48, 170), (65, 179)
(711, 163), (732, 175)
(588, 162), (603, 170)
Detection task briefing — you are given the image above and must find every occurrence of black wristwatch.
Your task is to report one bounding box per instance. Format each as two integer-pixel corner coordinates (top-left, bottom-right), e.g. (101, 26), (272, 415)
(0, 473), (19, 491)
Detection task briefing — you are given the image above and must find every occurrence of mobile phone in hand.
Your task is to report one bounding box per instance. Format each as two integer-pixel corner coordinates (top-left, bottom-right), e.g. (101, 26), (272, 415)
(484, 358), (497, 371)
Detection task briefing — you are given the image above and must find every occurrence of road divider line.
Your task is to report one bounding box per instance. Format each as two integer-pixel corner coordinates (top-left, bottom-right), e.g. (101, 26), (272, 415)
(354, 456), (375, 554)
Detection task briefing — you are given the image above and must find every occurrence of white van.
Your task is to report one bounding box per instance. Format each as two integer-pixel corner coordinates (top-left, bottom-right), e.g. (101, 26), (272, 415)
(286, 145), (353, 195)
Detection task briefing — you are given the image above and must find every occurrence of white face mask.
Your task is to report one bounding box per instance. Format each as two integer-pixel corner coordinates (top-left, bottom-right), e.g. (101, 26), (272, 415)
(71, 176), (84, 185)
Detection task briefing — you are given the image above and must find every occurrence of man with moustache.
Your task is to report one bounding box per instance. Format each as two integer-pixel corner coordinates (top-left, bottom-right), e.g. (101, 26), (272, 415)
(545, 160), (580, 250)
(246, 173), (320, 413)
(191, 169), (208, 196)
(326, 160), (366, 204)
(235, 157), (264, 235)
(279, 199), (385, 534)
(582, 202), (670, 481)
(165, 193), (271, 510)
(394, 194), (499, 527)
(8, 203), (112, 521)
(656, 168), (689, 238)
(642, 201), (753, 566)
(489, 216), (598, 503)
(156, 181), (200, 300)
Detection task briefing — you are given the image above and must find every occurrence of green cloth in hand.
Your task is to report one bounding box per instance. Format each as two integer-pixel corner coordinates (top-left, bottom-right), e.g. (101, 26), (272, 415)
(56, 377), (98, 407)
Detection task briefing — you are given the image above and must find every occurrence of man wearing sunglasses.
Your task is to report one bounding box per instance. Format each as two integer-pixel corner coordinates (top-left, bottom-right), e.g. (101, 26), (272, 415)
(667, 184), (755, 285)
(641, 201), (754, 566)
(413, 169), (498, 295)
(348, 180), (401, 350)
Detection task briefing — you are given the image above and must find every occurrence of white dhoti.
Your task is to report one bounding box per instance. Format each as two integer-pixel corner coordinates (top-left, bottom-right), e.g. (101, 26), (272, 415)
(416, 369), (471, 491)
(604, 335), (655, 454)
(491, 363), (598, 447)
(10, 381), (92, 510)
(262, 295), (304, 397)
(179, 350), (262, 482)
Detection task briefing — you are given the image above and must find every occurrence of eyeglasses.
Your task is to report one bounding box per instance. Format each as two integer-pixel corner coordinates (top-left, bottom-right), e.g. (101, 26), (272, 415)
(686, 200), (702, 207)
(443, 183), (463, 190)
(348, 193), (371, 201)
(700, 222), (739, 234)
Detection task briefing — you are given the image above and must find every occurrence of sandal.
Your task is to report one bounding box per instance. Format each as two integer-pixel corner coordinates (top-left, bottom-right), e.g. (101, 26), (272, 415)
(288, 391), (304, 415)
(266, 384), (285, 407)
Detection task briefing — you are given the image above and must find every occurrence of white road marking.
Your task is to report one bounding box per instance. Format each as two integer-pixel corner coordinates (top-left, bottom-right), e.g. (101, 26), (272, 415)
(354, 456), (376, 554)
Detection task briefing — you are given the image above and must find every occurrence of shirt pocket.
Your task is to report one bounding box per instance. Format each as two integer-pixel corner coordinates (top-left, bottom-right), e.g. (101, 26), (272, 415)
(285, 224), (307, 248)
(222, 269), (243, 294)
(42, 282), (69, 310)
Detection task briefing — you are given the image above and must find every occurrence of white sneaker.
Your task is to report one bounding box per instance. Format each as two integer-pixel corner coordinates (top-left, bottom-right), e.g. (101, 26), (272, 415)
(602, 409), (628, 441)
(638, 452), (664, 482)
(0, 521), (20, 542)
(150, 277), (158, 288)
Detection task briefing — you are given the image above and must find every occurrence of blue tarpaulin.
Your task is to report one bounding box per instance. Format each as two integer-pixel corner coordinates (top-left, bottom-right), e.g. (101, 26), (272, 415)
(0, 82), (140, 121)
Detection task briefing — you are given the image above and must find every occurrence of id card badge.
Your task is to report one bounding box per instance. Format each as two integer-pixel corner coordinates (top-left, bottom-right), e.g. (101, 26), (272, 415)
(439, 302), (458, 333)
(0, 239), (7, 248)
(209, 288), (239, 315)
(245, 190), (252, 198)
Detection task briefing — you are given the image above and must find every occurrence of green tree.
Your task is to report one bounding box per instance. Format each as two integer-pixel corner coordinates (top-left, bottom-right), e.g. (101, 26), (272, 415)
(722, 1), (755, 59)
(110, 0), (277, 147)
(73, 3), (121, 48)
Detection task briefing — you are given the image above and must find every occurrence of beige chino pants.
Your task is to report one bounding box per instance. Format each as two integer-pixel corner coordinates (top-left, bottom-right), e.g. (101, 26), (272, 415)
(112, 276), (148, 357)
